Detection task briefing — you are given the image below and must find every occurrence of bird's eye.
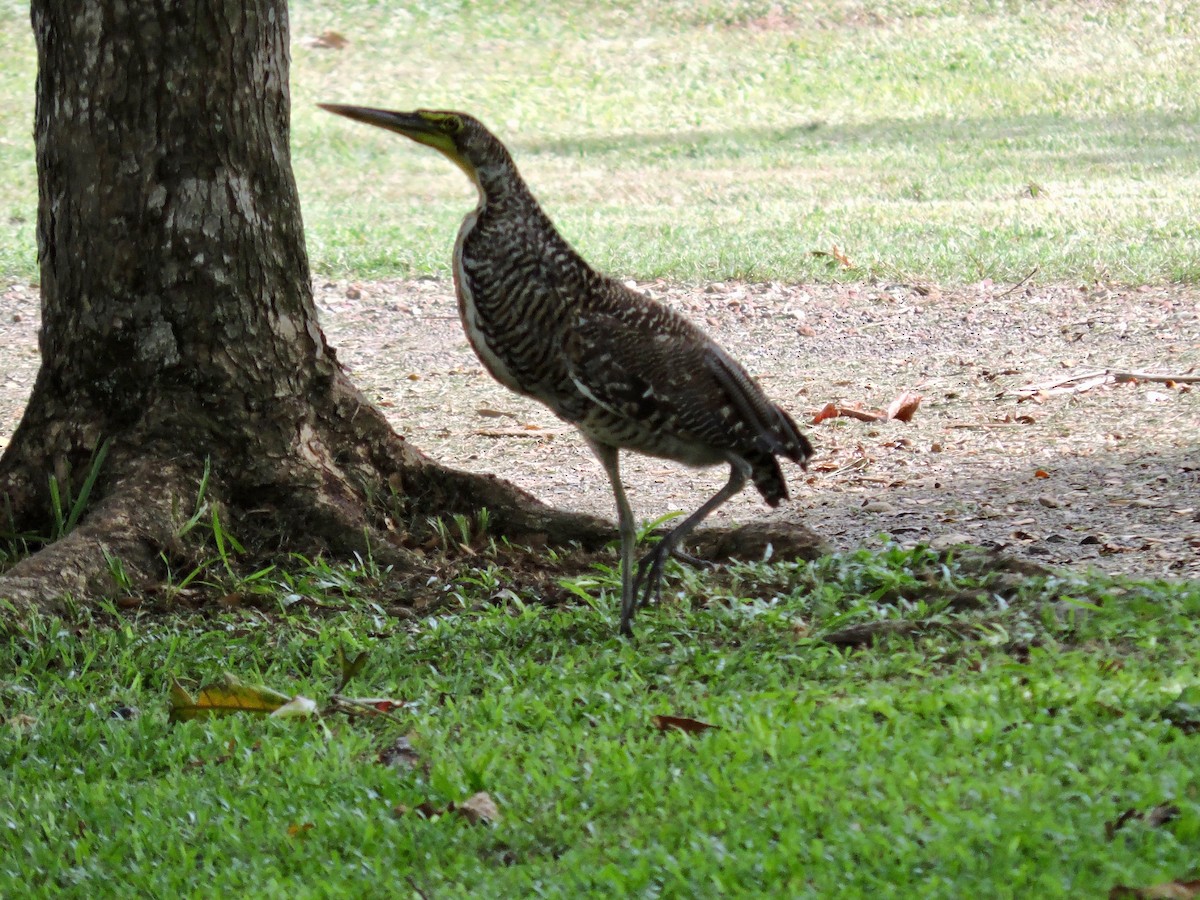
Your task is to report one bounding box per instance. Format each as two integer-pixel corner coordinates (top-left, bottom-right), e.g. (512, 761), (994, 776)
(417, 110), (462, 134)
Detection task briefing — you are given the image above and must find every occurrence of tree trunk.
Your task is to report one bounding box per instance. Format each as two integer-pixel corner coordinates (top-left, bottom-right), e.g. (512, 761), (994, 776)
(0, 0), (610, 615)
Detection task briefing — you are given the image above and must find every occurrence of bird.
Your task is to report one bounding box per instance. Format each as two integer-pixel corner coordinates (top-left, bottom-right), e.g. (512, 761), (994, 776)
(319, 104), (813, 635)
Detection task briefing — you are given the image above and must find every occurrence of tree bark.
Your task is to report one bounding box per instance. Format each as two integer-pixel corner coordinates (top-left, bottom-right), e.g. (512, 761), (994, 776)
(0, 0), (610, 615)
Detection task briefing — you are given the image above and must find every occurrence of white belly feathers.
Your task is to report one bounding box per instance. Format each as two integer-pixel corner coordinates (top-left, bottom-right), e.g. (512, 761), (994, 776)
(453, 209), (525, 395)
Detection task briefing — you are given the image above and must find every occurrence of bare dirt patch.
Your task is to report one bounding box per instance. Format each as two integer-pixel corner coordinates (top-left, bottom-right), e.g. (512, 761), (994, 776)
(2, 278), (1198, 580)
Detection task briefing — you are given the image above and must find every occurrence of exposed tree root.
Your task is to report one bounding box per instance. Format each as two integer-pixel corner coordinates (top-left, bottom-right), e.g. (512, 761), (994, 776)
(0, 421), (618, 621)
(405, 463), (616, 547)
(319, 374), (615, 549)
(0, 458), (187, 618)
(690, 518), (830, 563)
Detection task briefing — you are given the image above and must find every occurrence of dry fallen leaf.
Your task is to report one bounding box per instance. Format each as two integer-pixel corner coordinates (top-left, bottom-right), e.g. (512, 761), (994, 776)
(270, 695), (318, 719)
(811, 403), (882, 424)
(812, 391), (921, 425)
(810, 244), (854, 268)
(1109, 879), (1200, 899)
(369, 698), (406, 713)
(393, 792), (501, 825)
(300, 29), (348, 49)
(811, 402), (841, 425)
(930, 533), (973, 551)
(885, 391), (923, 423)
(331, 693), (409, 718)
(1106, 803), (1181, 840)
(455, 791), (501, 825)
(651, 714), (718, 734)
(378, 735), (422, 771)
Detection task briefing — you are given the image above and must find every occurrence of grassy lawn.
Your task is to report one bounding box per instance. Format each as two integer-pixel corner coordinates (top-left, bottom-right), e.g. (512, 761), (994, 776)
(2, 544), (1199, 896)
(2, 2), (1200, 895)
(1, 1), (1199, 283)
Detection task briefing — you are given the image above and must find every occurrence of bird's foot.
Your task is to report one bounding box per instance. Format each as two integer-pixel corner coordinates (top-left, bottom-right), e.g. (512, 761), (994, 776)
(632, 543), (672, 612)
(633, 543), (709, 612)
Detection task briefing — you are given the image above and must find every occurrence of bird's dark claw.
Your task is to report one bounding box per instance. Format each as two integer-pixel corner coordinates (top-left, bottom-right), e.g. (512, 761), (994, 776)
(632, 543), (671, 612)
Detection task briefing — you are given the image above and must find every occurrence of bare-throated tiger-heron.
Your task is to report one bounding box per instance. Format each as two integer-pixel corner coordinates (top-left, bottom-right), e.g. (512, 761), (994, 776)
(320, 104), (814, 636)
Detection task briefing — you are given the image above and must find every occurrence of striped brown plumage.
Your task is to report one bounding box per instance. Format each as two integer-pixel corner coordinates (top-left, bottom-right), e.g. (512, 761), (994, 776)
(320, 104), (813, 635)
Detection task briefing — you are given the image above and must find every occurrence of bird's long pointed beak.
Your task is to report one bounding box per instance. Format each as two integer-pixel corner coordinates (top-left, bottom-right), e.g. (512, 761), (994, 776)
(318, 104), (435, 138)
(319, 102), (467, 168)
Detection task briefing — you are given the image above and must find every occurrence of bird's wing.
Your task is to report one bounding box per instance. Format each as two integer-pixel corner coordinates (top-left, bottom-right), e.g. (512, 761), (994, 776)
(562, 307), (776, 451)
(703, 344), (809, 460)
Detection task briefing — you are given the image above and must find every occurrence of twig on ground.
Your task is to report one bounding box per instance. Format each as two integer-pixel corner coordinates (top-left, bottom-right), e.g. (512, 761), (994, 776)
(947, 422), (1034, 429)
(995, 265), (1040, 300)
(327, 694), (406, 722)
(1007, 368), (1199, 400)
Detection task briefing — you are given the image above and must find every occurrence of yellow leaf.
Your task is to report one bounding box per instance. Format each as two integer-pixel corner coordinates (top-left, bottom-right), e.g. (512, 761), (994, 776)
(169, 674), (293, 722)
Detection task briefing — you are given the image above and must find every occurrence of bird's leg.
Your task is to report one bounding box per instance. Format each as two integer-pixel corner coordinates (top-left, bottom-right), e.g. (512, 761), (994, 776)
(670, 548), (715, 569)
(632, 457), (750, 611)
(587, 441), (639, 637)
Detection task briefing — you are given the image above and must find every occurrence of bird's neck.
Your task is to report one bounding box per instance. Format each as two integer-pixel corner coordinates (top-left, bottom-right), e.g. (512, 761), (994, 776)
(460, 154), (590, 284)
(471, 159), (536, 211)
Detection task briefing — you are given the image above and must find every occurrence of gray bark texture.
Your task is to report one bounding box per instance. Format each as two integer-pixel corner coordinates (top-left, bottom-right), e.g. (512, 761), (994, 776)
(0, 0), (610, 616)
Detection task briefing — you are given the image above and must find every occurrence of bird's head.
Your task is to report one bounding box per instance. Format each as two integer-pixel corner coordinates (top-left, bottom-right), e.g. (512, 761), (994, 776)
(319, 104), (512, 191)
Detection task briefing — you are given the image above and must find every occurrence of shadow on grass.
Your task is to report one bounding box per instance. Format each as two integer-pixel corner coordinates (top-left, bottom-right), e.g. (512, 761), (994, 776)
(519, 111), (1200, 171)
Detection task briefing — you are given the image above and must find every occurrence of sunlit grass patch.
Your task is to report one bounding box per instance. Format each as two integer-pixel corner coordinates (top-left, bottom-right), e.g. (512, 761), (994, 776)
(2, 2), (1199, 283)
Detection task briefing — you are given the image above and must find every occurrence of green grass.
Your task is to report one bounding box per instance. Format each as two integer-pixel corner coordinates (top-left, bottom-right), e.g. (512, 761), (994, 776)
(2, 1), (1200, 283)
(2, 543), (1199, 896)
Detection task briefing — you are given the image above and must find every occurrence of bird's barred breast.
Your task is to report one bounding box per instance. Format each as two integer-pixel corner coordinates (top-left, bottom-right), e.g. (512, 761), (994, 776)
(452, 212), (531, 395)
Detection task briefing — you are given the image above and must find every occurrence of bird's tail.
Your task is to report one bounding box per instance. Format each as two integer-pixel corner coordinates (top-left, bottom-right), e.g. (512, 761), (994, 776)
(769, 405), (813, 468)
(749, 404), (813, 506)
(749, 453), (789, 507)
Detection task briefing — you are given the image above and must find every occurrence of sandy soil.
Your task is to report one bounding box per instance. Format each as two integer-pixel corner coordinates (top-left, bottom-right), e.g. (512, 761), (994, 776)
(2, 277), (1198, 580)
